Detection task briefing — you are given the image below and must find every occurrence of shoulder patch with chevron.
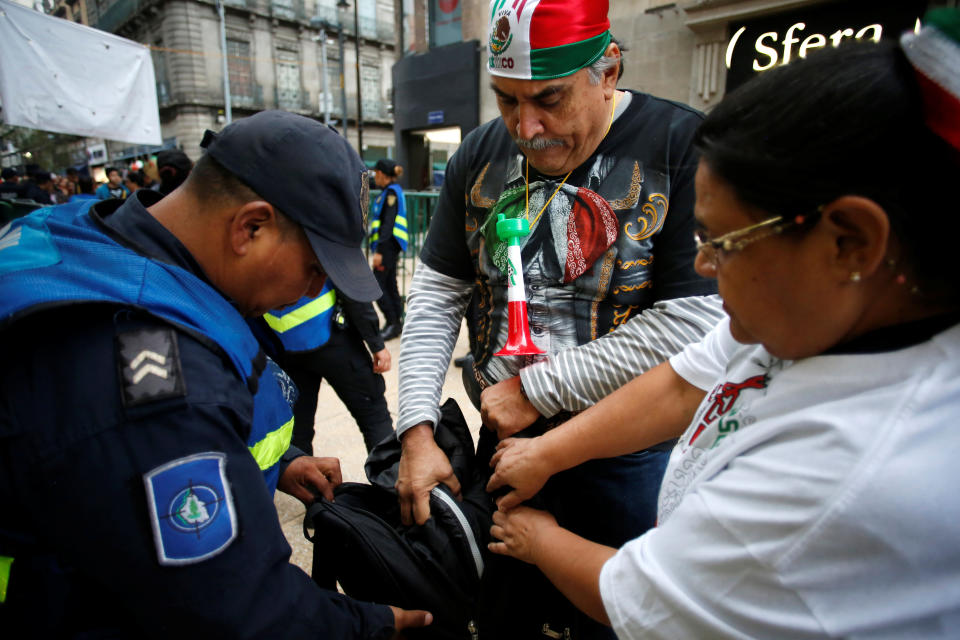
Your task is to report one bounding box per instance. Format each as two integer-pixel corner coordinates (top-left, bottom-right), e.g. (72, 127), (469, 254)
(116, 327), (186, 408)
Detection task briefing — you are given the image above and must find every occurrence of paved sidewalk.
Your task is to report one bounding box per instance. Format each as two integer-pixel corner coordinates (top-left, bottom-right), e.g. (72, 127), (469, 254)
(274, 322), (481, 575)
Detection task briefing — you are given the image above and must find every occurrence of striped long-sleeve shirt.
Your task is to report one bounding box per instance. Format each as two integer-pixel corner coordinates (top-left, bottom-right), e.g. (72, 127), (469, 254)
(396, 262), (724, 436)
(520, 294), (725, 418)
(397, 264), (473, 436)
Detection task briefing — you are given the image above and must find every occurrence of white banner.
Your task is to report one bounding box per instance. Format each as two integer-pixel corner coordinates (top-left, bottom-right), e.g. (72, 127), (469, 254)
(0, 0), (161, 145)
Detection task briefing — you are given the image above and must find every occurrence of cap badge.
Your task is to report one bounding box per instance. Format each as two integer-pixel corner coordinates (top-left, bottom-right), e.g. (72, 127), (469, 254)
(360, 170), (370, 230)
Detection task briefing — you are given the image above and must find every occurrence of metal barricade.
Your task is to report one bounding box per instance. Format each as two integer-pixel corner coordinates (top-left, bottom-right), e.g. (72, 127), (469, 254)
(367, 189), (440, 303)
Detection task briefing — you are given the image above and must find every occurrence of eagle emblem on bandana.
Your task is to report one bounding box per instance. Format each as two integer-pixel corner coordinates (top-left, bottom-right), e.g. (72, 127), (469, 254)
(489, 15), (513, 55)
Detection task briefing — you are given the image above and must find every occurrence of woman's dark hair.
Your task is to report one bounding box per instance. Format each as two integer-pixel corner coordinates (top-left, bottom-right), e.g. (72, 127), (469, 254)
(374, 158), (403, 178)
(77, 175), (95, 194)
(695, 41), (960, 297)
(156, 149), (193, 195)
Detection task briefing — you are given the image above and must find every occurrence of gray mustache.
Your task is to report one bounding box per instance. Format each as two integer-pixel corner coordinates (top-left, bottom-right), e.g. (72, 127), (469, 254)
(514, 136), (564, 151)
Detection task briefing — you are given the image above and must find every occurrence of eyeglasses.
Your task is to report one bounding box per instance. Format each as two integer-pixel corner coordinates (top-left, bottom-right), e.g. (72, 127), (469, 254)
(693, 210), (820, 267)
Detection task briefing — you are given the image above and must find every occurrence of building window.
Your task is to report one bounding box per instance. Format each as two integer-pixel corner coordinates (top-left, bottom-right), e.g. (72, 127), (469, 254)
(152, 39), (170, 106)
(315, 0), (375, 39)
(357, 0), (376, 39)
(319, 53), (342, 118)
(272, 0), (296, 21)
(276, 49), (302, 110)
(429, 0), (461, 48)
(227, 39), (255, 107)
(399, 0), (413, 55)
(314, 0), (342, 26)
(361, 64), (381, 119)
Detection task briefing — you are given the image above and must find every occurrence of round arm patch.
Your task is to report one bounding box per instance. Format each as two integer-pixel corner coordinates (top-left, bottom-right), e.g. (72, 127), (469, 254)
(144, 452), (237, 566)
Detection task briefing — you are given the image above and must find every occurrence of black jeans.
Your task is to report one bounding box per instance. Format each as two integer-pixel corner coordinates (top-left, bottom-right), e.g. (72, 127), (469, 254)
(283, 327), (394, 454)
(374, 242), (403, 326)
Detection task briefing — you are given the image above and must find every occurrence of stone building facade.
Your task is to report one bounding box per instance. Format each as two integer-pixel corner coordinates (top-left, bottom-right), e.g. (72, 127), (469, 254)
(30, 0), (960, 175)
(58, 0), (401, 165)
(392, 0), (957, 190)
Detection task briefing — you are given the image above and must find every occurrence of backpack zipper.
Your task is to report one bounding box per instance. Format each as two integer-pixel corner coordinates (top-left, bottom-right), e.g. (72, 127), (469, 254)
(430, 486), (485, 579)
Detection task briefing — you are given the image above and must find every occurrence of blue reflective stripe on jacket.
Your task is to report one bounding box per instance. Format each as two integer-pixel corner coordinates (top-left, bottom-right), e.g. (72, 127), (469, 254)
(0, 202), (292, 493)
(263, 282), (336, 353)
(370, 183), (408, 252)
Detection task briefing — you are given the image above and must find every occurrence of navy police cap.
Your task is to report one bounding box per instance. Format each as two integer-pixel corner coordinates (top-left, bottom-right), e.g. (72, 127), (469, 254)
(200, 111), (380, 302)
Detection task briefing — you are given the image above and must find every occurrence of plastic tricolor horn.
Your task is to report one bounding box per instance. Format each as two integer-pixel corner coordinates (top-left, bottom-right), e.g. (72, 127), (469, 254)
(494, 213), (545, 357)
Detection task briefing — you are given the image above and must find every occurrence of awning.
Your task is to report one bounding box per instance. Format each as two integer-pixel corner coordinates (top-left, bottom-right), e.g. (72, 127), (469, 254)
(0, 0), (161, 145)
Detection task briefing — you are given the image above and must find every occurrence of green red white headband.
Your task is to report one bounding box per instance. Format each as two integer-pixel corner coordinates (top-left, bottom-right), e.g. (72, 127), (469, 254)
(488, 0), (612, 80)
(901, 8), (960, 152)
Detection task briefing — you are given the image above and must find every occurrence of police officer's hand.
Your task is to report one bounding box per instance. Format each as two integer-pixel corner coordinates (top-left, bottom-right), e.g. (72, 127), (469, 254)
(372, 347), (391, 373)
(278, 455), (343, 504)
(396, 423), (461, 526)
(372, 252), (384, 271)
(480, 376), (541, 440)
(389, 606), (433, 637)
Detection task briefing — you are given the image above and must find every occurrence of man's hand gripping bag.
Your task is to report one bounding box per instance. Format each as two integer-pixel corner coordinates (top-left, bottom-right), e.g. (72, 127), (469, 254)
(304, 399), (493, 639)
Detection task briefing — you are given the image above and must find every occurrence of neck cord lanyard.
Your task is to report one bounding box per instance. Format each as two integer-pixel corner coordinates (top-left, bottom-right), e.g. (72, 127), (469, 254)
(525, 92), (619, 227)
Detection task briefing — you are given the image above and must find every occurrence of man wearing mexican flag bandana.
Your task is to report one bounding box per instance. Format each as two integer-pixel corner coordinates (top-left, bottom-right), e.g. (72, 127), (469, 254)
(396, 1), (721, 636)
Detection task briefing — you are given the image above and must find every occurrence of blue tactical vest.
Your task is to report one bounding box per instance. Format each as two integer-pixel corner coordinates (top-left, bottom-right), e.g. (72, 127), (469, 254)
(263, 282), (336, 353)
(0, 201), (293, 493)
(370, 183), (408, 252)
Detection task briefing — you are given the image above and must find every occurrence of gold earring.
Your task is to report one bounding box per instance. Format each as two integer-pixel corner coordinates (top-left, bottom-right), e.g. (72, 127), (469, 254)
(850, 271), (861, 283)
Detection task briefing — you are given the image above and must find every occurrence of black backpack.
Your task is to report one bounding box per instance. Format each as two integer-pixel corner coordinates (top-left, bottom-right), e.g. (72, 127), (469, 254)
(304, 399), (494, 639)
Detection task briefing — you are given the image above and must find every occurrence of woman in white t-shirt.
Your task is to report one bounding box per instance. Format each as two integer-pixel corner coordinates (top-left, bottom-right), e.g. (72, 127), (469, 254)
(485, 18), (960, 640)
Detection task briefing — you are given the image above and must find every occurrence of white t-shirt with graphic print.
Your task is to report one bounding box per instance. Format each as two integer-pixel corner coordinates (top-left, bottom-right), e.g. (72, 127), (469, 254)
(600, 320), (960, 639)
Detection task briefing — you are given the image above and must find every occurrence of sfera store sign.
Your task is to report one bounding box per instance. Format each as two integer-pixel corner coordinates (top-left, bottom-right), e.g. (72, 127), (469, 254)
(724, 0), (926, 91)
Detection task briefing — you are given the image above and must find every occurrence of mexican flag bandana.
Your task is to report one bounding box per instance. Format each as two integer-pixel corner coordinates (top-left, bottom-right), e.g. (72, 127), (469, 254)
(488, 0), (611, 80)
(481, 180), (618, 283)
(901, 9), (960, 152)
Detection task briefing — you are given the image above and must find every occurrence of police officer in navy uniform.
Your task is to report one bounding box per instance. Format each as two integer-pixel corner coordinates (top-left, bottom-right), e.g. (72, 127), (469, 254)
(0, 111), (432, 638)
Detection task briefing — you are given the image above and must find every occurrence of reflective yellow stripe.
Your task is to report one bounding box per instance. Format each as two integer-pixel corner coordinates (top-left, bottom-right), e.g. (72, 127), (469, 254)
(248, 416), (294, 471)
(0, 555), (12, 603)
(395, 215), (407, 227)
(263, 290), (335, 334)
(395, 228), (409, 242)
(371, 219), (381, 229)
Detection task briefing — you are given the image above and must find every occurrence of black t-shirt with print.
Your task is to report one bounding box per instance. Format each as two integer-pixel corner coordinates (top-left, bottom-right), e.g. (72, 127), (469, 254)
(421, 90), (716, 363)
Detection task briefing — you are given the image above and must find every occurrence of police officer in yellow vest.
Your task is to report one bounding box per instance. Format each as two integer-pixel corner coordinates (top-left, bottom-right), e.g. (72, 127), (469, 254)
(264, 282), (394, 454)
(370, 158), (408, 341)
